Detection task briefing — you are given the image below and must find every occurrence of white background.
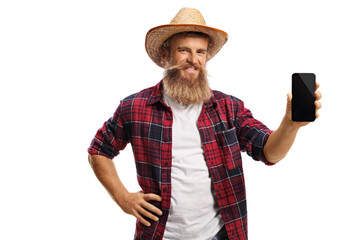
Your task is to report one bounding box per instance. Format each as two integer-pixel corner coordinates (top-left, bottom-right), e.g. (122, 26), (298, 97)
(1, 0), (359, 239)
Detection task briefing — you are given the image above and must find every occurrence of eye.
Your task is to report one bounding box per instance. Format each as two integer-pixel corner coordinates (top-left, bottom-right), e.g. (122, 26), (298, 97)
(197, 50), (206, 55)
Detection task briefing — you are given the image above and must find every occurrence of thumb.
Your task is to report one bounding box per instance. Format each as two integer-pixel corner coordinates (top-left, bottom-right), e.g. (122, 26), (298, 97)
(286, 92), (292, 118)
(287, 92), (292, 102)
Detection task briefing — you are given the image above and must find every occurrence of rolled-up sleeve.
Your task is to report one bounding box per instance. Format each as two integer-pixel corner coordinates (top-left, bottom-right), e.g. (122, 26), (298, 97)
(236, 100), (274, 165)
(87, 102), (129, 159)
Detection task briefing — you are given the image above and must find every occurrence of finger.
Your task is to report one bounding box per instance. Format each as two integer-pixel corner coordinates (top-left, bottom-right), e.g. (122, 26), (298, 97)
(316, 82), (320, 90)
(138, 206), (160, 222)
(314, 90), (322, 100)
(287, 92), (292, 102)
(133, 211), (151, 227)
(142, 201), (163, 216)
(315, 100), (322, 109)
(143, 193), (162, 202)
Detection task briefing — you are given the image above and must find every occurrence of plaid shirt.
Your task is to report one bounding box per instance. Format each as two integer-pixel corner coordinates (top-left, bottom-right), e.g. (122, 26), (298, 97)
(88, 80), (274, 240)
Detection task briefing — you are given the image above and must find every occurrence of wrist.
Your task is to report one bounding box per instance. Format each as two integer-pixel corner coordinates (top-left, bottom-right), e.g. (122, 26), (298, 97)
(115, 189), (130, 204)
(280, 116), (301, 134)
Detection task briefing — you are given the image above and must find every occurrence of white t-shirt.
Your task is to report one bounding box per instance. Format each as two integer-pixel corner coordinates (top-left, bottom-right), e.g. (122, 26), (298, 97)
(163, 94), (224, 240)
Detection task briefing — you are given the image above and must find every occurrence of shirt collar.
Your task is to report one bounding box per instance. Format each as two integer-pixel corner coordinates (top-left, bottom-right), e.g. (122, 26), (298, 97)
(147, 80), (163, 105)
(147, 79), (217, 108)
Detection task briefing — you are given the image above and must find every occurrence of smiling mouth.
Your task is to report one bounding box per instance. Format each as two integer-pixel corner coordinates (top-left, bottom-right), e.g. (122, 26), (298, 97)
(184, 65), (197, 73)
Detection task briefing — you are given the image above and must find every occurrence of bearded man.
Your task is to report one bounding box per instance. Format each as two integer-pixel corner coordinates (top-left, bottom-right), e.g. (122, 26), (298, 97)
(88, 7), (322, 240)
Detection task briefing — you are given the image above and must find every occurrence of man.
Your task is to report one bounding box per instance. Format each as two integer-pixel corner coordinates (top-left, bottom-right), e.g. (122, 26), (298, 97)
(88, 7), (322, 240)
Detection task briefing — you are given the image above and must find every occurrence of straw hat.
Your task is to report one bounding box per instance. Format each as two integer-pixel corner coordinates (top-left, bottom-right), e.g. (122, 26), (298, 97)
(145, 7), (228, 68)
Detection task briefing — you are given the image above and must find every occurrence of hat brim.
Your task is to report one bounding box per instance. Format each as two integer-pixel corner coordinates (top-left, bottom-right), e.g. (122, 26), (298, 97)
(145, 24), (228, 68)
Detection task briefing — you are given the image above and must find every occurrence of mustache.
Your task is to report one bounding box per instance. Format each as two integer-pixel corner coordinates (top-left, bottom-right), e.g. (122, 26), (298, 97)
(165, 61), (208, 75)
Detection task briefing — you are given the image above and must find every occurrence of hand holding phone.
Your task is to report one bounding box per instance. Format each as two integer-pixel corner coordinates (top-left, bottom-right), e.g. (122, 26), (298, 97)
(292, 73), (316, 122)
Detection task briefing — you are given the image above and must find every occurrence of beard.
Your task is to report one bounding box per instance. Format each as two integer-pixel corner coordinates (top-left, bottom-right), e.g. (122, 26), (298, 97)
(162, 61), (212, 105)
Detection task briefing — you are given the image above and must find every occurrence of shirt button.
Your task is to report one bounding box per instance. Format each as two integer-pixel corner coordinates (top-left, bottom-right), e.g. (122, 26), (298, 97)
(164, 162), (169, 166)
(167, 116), (172, 120)
(165, 137), (170, 142)
(163, 187), (168, 192)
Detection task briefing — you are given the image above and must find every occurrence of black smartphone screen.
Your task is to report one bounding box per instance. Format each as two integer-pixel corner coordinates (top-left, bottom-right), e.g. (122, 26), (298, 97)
(292, 73), (316, 122)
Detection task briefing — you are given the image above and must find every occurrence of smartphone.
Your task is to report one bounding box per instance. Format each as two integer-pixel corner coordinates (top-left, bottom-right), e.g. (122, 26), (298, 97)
(292, 73), (316, 122)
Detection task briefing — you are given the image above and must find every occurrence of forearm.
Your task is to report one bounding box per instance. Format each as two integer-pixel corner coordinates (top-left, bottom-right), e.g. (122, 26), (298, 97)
(88, 154), (163, 226)
(88, 154), (129, 206)
(263, 117), (300, 164)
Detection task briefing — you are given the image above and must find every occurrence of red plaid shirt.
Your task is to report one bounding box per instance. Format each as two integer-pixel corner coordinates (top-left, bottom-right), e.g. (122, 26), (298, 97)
(88, 80), (274, 240)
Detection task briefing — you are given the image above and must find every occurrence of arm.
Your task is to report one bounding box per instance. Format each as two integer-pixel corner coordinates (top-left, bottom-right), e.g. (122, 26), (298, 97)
(263, 83), (322, 164)
(88, 154), (162, 227)
(263, 116), (300, 164)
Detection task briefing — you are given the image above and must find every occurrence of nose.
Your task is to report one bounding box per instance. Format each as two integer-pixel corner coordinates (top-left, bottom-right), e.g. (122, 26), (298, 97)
(187, 53), (197, 65)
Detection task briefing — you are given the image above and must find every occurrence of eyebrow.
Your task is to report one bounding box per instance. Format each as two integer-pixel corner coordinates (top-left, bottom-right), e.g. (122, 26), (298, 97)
(177, 46), (207, 52)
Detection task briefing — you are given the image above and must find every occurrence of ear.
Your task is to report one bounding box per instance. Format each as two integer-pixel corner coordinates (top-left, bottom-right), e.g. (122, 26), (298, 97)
(161, 48), (170, 62)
